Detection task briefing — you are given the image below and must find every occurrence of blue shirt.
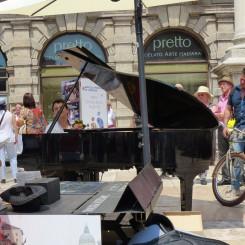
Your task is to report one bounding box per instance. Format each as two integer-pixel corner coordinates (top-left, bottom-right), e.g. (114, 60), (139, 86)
(96, 117), (104, 128)
(228, 85), (245, 129)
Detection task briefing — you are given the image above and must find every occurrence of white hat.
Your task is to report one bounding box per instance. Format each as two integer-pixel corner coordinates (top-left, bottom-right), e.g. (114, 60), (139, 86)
(0, 98), (6, 105)
(175, 83), (184, 90)
(194, 86), (213, 98)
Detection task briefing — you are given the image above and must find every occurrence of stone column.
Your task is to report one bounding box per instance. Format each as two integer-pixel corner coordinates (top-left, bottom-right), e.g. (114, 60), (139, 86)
(234, 0), (245, 44)
(6, 20), (40, 105)
(213, 0), (245, 84)
(111, 15), (135, 127)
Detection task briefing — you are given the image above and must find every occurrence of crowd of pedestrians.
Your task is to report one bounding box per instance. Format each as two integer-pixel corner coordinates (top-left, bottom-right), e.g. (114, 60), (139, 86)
(0, 93), (117, 183)
(1, 71), (245, 189)
(174, 69), (245, 191)
(190, 69), (245, 194)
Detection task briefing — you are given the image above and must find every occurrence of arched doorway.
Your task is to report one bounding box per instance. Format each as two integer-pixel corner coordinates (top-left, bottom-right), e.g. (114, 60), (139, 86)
(40, 33), (107, 121)
(144, 29), (209, 94)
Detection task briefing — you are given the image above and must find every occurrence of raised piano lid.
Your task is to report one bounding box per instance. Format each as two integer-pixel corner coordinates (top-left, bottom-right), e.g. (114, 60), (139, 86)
(58, 47), (218, 130)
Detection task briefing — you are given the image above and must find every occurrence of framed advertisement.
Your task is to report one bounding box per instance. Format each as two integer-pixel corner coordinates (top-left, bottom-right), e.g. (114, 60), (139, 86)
(0, 215), (101, 245)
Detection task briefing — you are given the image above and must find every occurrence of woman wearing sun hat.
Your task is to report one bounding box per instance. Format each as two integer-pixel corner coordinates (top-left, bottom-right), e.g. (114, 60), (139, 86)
(194, 85), (214, 107)
(194, 85), (215, 185)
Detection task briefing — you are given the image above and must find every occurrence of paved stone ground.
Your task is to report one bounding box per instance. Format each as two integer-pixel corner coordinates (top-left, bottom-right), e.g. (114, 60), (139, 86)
(1, 166), (245, 244)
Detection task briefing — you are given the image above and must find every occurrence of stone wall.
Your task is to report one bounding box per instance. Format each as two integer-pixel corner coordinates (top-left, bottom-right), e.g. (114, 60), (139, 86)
(0, 0), (235, 126)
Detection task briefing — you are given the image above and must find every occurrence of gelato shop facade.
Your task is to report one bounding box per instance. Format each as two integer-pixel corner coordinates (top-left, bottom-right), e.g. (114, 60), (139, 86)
(0, 0), (234, 126)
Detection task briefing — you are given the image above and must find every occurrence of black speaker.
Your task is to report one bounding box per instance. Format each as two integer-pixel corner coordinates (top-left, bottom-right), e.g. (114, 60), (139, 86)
(26, 177), (60, 205)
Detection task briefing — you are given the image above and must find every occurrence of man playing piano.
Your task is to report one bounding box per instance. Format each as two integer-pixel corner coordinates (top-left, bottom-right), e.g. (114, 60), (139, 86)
(45, 99), (72, 133)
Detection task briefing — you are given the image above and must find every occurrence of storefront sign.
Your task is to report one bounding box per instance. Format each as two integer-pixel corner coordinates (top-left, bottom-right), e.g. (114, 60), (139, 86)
(144, 31), (206, 61)
(41, 33), (106, 66)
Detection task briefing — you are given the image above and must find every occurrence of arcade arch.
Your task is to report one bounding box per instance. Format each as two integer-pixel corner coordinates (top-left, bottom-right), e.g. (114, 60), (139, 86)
(39, 32), (107, 121)
(144, 29), (209, 94)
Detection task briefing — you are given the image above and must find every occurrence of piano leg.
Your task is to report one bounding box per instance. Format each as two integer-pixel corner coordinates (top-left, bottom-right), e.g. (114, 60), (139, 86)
(80, 170), (99, 181)
(179, 173), (196, 211)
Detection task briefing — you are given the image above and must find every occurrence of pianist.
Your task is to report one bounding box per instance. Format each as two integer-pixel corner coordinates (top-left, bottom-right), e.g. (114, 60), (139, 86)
(45, 99), (72, 133)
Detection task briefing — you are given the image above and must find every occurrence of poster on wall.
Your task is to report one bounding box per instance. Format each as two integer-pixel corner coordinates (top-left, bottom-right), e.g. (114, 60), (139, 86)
(0, 215), (101, 245)
(61, 79), (80, 125)
(79, 78), (107, 129)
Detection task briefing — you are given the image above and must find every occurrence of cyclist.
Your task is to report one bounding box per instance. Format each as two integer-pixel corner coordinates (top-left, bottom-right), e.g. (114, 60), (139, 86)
(223, 68), (245, 195)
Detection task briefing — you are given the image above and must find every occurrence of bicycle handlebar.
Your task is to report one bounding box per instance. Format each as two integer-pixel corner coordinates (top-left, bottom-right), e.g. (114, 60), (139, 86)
(229, 127), (245, 143)
(233, 127), (245, 135)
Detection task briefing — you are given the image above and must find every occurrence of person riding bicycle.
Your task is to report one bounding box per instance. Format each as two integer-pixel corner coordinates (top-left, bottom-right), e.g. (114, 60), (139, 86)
(223, 68), (245, 195)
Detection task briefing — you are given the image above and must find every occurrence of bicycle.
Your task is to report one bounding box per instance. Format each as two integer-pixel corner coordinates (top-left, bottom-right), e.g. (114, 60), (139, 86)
(212, 127), (245, 207)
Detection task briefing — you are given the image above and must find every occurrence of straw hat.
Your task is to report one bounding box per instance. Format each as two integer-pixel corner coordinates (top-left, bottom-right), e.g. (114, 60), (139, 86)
(194, 86), (213, 98)
(218, 76), (233, 87)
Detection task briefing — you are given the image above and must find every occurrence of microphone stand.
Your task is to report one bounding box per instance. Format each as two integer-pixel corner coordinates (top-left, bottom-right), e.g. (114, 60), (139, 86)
(134, 0), (151, 166)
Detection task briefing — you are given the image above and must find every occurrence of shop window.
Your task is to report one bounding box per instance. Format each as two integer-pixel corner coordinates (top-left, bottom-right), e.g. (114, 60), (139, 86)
(0, 50), (7, 93)
(40, 33), (106, 122)
(144, 30), (208, 94)
(41, 68), (79, 121)
(147, 72), (207, 94)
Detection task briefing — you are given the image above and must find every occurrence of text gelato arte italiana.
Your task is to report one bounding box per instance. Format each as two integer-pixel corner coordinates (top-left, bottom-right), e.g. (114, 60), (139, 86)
(145, 36), (202, 58)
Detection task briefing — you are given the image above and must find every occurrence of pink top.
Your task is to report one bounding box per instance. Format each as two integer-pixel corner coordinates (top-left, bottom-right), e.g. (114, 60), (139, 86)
(217, 94), (229, 114)
(212, 94), (229, 125)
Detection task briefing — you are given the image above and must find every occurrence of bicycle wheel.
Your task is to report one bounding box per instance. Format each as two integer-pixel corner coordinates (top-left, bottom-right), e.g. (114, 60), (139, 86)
(212, 153), (245, 207)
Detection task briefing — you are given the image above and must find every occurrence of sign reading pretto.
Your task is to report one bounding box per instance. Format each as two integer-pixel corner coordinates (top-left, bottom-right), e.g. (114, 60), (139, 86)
(41, 33), (106, 66)
(144, 31), (206, 61)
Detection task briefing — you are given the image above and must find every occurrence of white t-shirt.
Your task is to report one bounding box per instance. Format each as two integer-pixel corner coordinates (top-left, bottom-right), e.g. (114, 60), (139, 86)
(107, 108), (115, 127)
(45, 122), (65, 134)
(0, 110), (15, 143)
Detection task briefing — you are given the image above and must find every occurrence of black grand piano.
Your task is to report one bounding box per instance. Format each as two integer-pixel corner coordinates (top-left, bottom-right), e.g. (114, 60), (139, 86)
(18, 47), (218, 211)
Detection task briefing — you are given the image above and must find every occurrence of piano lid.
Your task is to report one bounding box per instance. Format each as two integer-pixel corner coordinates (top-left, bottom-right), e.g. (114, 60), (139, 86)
(58, 47), (218, 129)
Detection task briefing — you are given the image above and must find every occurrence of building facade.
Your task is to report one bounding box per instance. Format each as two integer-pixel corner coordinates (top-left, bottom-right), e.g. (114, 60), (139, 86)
(0, 0), (235, 126)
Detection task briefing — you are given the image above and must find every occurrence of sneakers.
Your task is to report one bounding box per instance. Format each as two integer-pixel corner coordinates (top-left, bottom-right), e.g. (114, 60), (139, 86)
(233, 189), (241, 197)
(1, 179), (6, 184)
(200, 179), (207, 185)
